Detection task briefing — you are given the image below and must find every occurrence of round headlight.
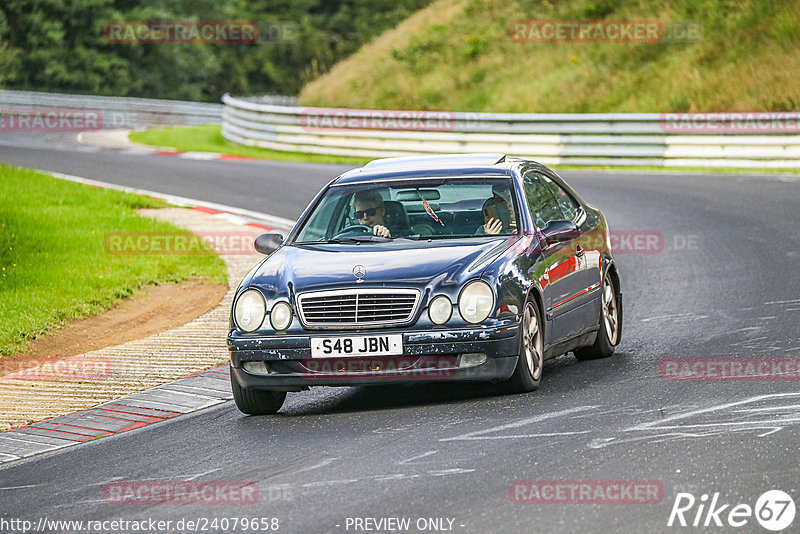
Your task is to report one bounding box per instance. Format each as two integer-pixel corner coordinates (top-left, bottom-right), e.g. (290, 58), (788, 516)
(428, 295), (452, 325)
(458, 281), (494, 324)
(270, 301), (293, 331)
(234, 289), (266, 332)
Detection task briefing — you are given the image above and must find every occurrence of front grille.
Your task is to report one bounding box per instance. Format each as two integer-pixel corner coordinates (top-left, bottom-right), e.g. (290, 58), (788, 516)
(298, 288), (420, 327)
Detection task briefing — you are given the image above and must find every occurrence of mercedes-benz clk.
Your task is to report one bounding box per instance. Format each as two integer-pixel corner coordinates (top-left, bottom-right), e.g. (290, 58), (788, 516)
(228, 154), (622, 414)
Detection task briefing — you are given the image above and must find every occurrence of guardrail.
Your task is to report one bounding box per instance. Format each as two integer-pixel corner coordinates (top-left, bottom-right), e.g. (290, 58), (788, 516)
(1, 90), (227, 129)
(0, 91), (296, 130)
(222, 93), (800, 168)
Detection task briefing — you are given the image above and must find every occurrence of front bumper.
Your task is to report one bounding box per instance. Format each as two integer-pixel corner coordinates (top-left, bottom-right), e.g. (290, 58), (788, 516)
(228, 320), (520, 389)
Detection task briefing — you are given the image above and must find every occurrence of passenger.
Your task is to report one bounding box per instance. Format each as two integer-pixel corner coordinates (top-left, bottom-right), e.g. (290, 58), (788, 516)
(479, 188), (517, 235)
(352, 191), (392, 238)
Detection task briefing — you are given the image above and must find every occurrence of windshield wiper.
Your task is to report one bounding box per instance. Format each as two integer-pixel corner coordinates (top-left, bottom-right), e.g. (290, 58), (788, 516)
(295, 236), (392, 245)
(327, 235), (391, 243)
(421, 234), (474, 240)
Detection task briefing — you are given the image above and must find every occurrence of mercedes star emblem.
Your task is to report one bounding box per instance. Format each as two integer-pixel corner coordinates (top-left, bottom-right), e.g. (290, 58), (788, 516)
(352, 265), (367, 281)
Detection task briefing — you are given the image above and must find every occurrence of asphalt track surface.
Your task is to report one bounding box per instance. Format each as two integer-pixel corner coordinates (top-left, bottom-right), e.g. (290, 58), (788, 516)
(1, 133), (799, 533)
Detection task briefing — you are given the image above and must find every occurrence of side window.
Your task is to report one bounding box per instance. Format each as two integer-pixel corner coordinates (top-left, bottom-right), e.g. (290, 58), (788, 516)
(523, 171), (564, 228)
(543, 175), (579, 221)
(294, 193), (349, 241)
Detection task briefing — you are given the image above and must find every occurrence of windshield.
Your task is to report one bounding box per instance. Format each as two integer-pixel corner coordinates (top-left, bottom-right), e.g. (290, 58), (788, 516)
(293, 178), (520, 243)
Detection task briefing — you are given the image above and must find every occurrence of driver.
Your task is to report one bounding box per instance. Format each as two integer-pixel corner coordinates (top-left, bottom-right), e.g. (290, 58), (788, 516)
(352, 191), (392, 238)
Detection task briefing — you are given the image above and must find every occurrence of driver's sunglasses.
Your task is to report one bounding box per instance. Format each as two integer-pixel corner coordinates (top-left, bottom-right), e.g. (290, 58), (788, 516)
(354, 207), (378, 219)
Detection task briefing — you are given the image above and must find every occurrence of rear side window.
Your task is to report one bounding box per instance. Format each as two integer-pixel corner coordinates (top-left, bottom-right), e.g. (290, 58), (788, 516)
(523, 171), (579, 227)
(545, 176), (579, 221)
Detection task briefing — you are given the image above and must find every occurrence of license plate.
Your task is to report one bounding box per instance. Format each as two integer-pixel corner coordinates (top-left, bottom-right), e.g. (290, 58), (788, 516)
(310, 334), (403, 358)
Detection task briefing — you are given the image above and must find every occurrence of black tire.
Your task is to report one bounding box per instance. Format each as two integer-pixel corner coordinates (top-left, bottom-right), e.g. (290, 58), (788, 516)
(574, 272), (621, 361)
(230, 371), (286, 415)
(499, 299), (543, 394)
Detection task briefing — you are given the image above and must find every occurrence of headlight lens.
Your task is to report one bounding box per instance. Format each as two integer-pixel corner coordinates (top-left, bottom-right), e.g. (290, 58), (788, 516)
(428, 295), (452, 325)
(234, 289), (266, 332)
(270, 301), (293, 331)
(458, 281), (494, 324)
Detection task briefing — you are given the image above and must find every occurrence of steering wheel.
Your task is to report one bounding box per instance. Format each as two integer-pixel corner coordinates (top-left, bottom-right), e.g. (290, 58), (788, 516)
(332, 224), (374, 238)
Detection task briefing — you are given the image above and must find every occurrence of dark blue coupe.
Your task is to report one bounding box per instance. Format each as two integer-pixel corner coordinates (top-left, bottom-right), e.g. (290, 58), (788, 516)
(228, 154), (622, 414)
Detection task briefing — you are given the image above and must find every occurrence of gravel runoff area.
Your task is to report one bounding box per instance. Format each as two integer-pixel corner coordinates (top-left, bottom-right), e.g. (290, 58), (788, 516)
(0, 207), (275, 431)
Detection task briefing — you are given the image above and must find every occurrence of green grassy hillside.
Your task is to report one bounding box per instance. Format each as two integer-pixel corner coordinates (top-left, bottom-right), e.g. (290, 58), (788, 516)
(299, 0), (799, 112)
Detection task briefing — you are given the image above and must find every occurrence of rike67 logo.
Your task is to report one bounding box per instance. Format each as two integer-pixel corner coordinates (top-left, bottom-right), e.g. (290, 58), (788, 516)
(668, 490), (795, 531)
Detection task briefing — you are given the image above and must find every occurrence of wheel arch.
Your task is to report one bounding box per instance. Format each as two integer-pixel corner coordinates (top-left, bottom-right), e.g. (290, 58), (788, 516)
(603, 260), (623, 346)
(524, 283), (547, 344)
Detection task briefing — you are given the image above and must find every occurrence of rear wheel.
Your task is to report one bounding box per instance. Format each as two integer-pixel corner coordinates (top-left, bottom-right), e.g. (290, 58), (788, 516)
(574, 272), (621, 360)
(499, 300), (543, 393)
(230, 371), (286, 415)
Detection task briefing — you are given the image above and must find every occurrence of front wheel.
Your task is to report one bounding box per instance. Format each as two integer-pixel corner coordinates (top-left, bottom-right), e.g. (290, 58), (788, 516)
(499, 300), (543, 393)
(574, 272), (621, 360)
(230, 371), (286, 415)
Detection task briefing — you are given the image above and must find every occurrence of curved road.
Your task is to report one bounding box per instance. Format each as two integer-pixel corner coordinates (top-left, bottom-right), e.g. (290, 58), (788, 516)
(1, 135), (799, 533)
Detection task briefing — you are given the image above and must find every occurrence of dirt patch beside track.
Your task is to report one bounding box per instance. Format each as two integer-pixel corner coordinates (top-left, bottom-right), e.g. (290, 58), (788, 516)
(0, 207), (287, 431)
(2, 279), (227, 377)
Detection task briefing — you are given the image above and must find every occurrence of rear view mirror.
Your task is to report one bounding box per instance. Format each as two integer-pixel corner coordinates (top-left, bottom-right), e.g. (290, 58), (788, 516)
(254, 233), (284, 255)
(394, 189), (441, 201)
(541, 220), (579, 246)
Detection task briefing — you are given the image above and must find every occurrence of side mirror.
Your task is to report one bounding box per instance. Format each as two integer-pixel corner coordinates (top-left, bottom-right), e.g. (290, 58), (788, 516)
(541, 220), (579, 246)
(254, 233), (284, 255)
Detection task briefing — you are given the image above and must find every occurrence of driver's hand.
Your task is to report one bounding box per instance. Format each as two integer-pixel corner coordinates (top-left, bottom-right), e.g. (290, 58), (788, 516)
(484, 218), (503, 235)
(373, 225), (391, 238)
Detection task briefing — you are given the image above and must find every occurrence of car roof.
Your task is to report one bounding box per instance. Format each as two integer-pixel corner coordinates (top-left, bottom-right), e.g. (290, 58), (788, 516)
(333, 153), (515, 185)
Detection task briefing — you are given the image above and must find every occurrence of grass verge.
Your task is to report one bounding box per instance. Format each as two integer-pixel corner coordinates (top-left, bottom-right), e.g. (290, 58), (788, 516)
(0, 164), (227, 358)
(129, 125), (370, 165)
(552, 164), (800, 175)
(130, 125), (800, 175)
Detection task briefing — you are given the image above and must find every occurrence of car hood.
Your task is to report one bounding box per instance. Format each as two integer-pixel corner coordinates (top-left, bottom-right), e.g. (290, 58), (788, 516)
(249, 239), (511, 296)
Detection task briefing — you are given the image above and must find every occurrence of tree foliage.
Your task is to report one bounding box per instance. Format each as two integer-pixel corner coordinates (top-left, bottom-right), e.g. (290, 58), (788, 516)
(0, 0), (432, 100)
